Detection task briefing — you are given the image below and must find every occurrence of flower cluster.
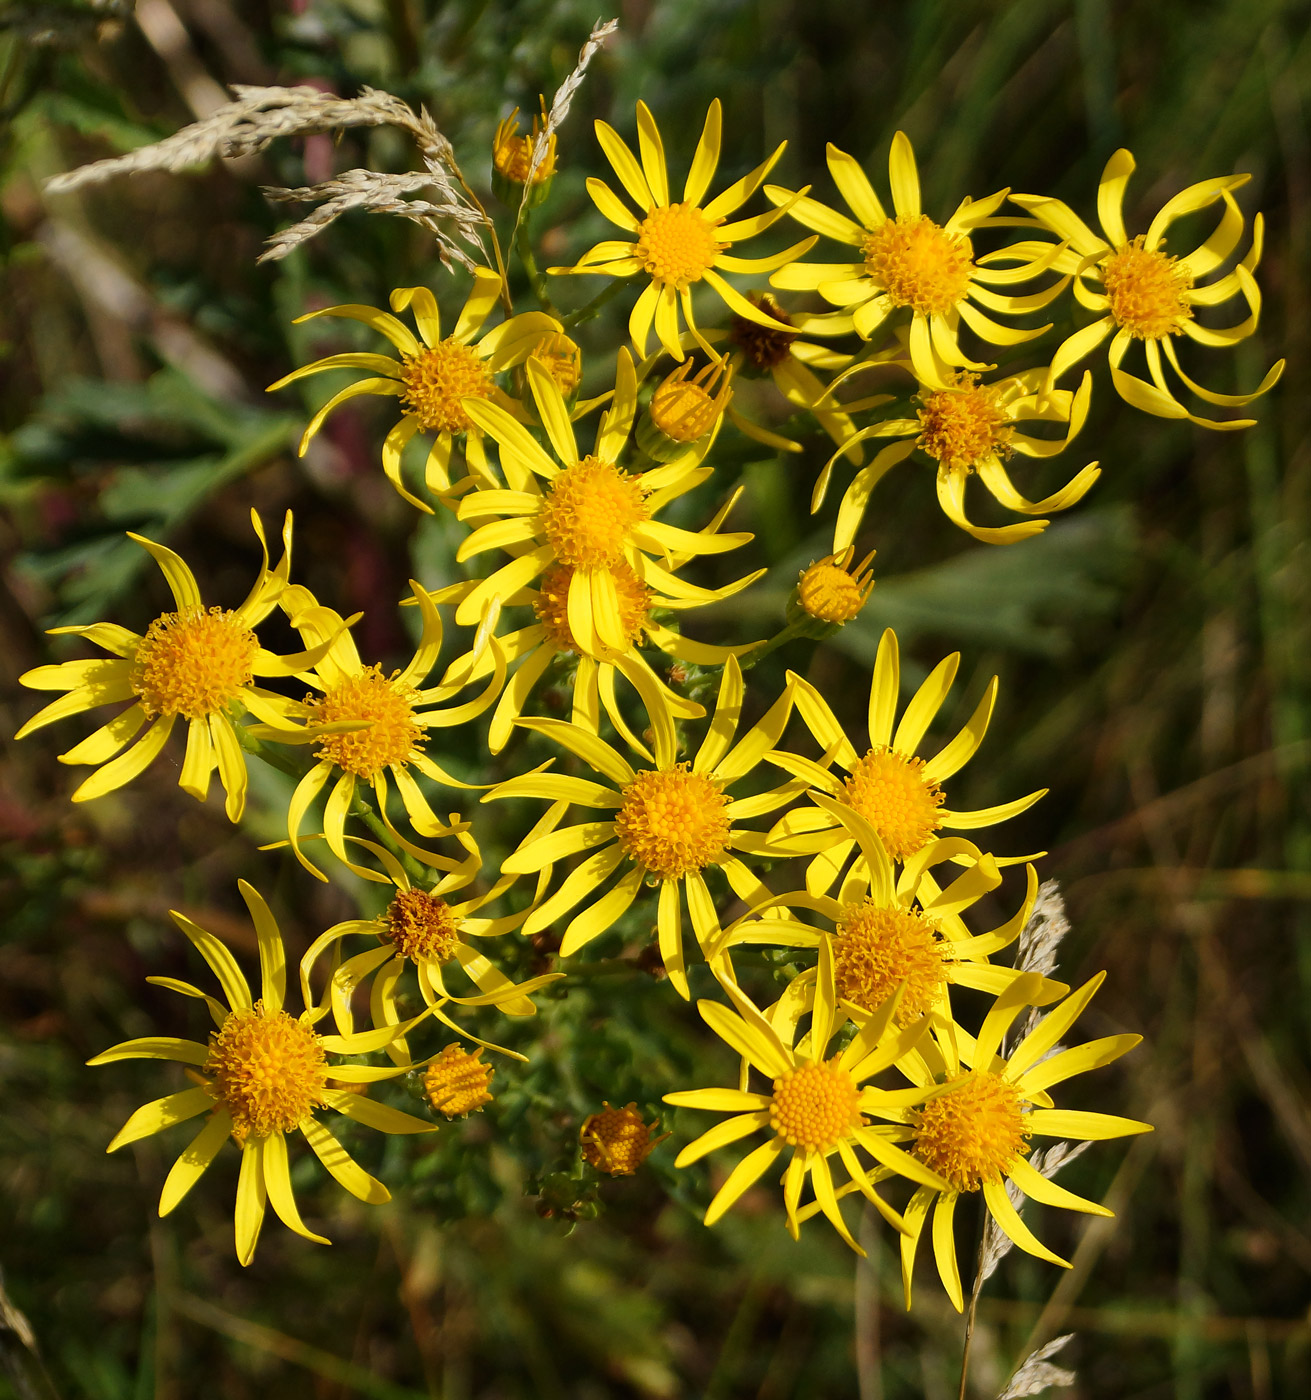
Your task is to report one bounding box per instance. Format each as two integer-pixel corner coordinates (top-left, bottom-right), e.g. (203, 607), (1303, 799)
(25, 89), (1277, 1300)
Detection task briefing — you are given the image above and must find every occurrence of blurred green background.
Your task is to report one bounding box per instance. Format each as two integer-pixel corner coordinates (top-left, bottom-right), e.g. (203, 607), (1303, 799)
(1, 0), (1308, 1396)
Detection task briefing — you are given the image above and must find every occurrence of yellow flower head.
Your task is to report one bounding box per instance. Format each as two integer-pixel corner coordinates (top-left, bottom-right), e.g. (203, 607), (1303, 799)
(1009, 149), (1283, 428)
(824, 368), (1100, 550)
(267, 268), (562, 511)
(549, 100), (817, 361)
(637, 354), (735, 460)
(296, 831), (562, 1064)
(768, 627), (1045, 893)
(260, 582), (505, 883)
(424, 1045), (495, 1118)
(663, 943), (950, 1253)
(720, 808), (1059, 1027)
(492, 101), (556, 189)
(580, 1103), (668, 1175)
(16, 512), (319, 823)
(89, 881), (437, 1266)
(768, 133), (1066, 387)
(792, 546), (876, 627)
(487, 656), (803, 1000)
(870, 972), (1152, 1311)
(455, 351), (760, 662)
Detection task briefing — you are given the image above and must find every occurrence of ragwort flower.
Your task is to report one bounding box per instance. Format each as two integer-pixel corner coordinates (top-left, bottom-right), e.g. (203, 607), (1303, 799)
(872, 971), (1151, 1309)
(549, 99), (816, 361)
(259, 583), (505, 882)
(486, 657), (803, 998)
(16, 513), (325, 822)
(268, 268), (562, 508)
(1009, 150), (1283, 427)
(768, 134), (1065, 386)
(824, 368), (1099, 549)
(768, 628), (1044, 894)
(89, 881), (436, 1266)
(722, 801), (1063, 1025)
(298, 832), (562, 1062)
(663, 943), (951, 1252)
(456, 352), (761, 661)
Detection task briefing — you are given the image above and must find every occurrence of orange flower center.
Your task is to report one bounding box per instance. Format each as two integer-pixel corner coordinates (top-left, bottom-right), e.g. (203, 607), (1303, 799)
(635, 202), (726, 288)
(308, 666), (424, 779)
(423, 1044), (495, 1117)
(797, 551), (874, 624)
(580, 1103), (662, 1176)
(917, 375), (1013, 471)
(384, 888), (460, 963)
(842, 746), (945, 862)
(833, 902), (944, 1023)
(912, 1071), (1030, 1192)
(769, 1058), (865, 1153)
(729, 294), (798, 371)
(533, 562), (653, 655)
(131, 607), (258, 720)
(614, 764), (731, 880)
(1101, 236), (1194, 339)
(204, 1002), (327, 1142)
(862, 215), (974, 317)
(399, 338), (492, 434)
(539, 455), (649, 571)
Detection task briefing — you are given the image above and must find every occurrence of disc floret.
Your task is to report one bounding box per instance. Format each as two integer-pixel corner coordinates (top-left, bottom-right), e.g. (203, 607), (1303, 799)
(204, 1002), (328, 1143)
(834, 902), (945, 1023)
(308, 667), (424, 780)
(1100, 235), (1195, 340)
(842, 746), (945, 862)
(423, 1044), (495, 1117)
(399, 339), (493, 434)
(635, 203), (727, 288)
(580, 1103), (666, 1175)
(534, 562), (653, 654)
(769, 1059), (865, 1153)
(614, 764), (732, 880)
(384, 889), (461, 963)
(862, 215), (974, 317)
(538, 456), (650, 571)
(917, 375), (1014, 472)
(131, 607), (259, 720)
(911, 1070), (1030, 1192)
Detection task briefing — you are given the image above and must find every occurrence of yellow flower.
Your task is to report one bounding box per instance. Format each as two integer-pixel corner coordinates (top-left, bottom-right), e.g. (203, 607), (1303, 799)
(485, 657), (802, 999)
(869, 971), (1151, 1310)
(267, 268), (562, 510)
(663, 942), (950, 1252)
(424, 1045), (495, 1118)
(88, 881), (436, 1266)
(824, 368), (1099, 549)
(456, 352), (761, 661)
(791, 547), (876, 628)
(769, 628), (1044, 894)
(492, 101), (556, 196)
(297, 831), (562, 1062)
(548, 99), (816, 361)
(1009, 150), (1283, 427)
(580, 1103), (669, 1176)
(768, 134), (1065, 386)
(256, 583), (505, 882)
(721, 805), (1064, 1025)
(16, 513), (324, 822)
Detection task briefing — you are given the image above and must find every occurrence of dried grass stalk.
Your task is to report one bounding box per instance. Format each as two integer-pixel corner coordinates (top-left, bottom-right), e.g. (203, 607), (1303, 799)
(45, 83), (488, 269)
(518, 16), (619, 220)
(997, 1333), (1077, 1398)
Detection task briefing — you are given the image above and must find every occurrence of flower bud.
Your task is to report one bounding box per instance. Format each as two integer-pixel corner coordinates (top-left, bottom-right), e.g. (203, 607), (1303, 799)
(636, 356), (734, 462)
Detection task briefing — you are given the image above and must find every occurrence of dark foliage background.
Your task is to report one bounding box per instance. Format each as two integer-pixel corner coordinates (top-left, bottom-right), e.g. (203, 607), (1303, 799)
(1, 1), (1308, 1396)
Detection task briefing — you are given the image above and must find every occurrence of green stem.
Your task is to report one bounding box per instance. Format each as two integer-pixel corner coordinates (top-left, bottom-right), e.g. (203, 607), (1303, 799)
(561, 277), (626, 331)
(515, 214), (560, 318)
(739, 620), (808, 671)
